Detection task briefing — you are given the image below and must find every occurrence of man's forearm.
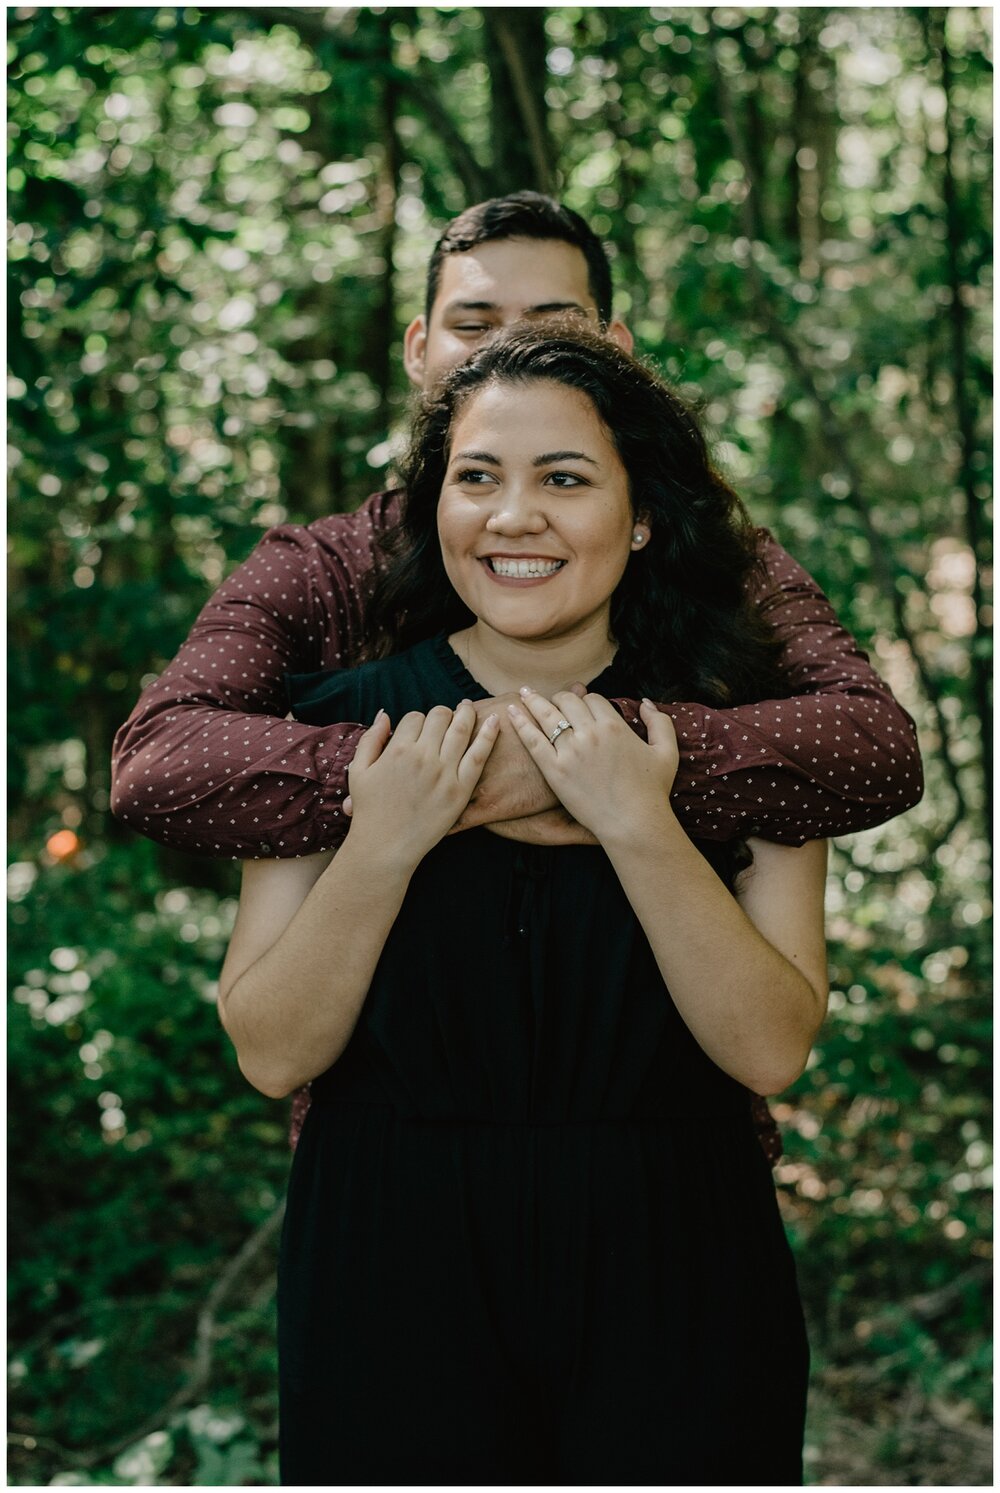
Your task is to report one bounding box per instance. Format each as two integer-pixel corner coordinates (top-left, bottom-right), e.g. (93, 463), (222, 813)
(481, 807), (599, 846)
(610, 533), (923, 844)
(112, 697), (360, 858)
(610, 684), (922, 845)
(110, 496), (400, 858)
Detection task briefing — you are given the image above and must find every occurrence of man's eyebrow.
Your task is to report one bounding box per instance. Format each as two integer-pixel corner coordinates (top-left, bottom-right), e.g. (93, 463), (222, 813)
(442, 299), (591, 316)
(443, 300), (500, 315)
(533, 450), (599, 467)
(524, 301), (589, 315)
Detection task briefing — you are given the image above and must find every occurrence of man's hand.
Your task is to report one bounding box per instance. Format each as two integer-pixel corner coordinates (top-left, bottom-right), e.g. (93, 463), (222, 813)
(450, 694), (559, 830)
(484, 807), (600, 847)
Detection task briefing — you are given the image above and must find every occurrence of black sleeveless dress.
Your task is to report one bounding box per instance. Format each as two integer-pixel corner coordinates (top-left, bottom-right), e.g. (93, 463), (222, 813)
(278, 634), (809, 1485)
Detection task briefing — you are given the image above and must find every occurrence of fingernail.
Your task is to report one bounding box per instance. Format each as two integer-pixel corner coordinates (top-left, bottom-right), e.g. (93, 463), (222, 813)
(374, 707), (385, 719)
(485, 712), (499, 726)
(507, 703), (521, 717)
(519, 685), (532, 697)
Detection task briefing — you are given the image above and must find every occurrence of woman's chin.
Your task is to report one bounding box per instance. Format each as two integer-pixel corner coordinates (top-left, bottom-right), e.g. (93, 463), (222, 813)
(476, 615), (564, 644)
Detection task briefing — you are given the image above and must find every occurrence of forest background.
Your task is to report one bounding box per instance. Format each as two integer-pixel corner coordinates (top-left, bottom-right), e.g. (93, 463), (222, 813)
(7, 5), (992, 1486)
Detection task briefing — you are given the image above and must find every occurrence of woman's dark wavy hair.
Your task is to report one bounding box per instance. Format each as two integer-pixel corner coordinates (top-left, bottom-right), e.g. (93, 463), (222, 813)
(364, 321), (785, 712)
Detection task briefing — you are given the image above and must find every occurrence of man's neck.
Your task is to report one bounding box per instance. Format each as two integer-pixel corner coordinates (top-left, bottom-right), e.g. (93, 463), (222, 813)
(450, 620), (616, 697)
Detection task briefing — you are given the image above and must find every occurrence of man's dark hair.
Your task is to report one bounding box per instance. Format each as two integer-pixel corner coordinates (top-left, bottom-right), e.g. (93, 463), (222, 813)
(366, 320), (784, 714)
(424, 191), (614, 326)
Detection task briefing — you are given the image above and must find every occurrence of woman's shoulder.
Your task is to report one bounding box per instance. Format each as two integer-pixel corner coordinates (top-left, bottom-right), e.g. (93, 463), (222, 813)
(287, 634), (484, 727)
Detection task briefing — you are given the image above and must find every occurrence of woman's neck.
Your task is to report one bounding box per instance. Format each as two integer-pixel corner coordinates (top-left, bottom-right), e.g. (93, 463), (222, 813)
(449, 619), (617, 697)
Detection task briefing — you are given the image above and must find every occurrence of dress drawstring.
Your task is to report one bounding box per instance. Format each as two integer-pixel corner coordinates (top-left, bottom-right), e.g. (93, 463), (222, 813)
(502, 845), (552, 945)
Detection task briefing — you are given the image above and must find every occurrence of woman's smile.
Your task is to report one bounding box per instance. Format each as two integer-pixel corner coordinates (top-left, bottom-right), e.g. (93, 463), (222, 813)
(479, 554), (568, 583)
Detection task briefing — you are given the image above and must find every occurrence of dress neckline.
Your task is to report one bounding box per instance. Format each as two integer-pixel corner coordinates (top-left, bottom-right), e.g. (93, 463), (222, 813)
(429, 632), (629, 701)
(428, 633), (491, 702)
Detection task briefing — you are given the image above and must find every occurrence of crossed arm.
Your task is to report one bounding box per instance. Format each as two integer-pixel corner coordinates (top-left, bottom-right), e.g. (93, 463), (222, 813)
(111, 494), (923, 857)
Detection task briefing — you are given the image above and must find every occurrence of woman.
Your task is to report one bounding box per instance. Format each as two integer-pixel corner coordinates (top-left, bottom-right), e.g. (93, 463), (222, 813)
(218, 324), (828, 1484)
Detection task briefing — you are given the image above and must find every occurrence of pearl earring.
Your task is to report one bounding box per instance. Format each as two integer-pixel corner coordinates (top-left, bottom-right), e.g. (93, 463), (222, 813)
(632, 530), (646, 545)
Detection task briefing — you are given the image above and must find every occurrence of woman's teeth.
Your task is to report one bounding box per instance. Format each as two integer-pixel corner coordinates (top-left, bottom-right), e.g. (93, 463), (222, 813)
(488, 558), (565, 578)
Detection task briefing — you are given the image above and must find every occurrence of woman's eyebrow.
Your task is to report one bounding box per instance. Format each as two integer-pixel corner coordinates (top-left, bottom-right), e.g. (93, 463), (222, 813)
(533, 450), (599, 467)
(450, 449), (600, 467)
(452, 449), (502, 464)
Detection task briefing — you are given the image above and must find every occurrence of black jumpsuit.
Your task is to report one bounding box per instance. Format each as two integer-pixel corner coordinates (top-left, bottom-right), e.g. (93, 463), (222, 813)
(279, 635), (809, 1485)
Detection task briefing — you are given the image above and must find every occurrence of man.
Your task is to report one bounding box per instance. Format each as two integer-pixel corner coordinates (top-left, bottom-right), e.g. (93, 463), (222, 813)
(112, 192), (923, 1150)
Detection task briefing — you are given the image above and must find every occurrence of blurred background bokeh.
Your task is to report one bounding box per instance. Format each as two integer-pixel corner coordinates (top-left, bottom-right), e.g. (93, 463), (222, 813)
(8, 6), (992, 1485)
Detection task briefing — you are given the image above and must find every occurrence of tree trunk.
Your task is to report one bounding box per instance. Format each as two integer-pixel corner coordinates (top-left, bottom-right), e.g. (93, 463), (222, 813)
(784, 10), (830, 277)
(930, 9), (993, 839)
(482, 9), (554, 194)
(357, 12), (400, 418)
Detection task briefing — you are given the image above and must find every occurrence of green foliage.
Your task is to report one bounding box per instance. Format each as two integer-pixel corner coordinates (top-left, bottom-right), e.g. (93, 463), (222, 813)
(8, 843), (282, 1481)
(789, 830), (991, 1419)
(8, 5), (992, 1484)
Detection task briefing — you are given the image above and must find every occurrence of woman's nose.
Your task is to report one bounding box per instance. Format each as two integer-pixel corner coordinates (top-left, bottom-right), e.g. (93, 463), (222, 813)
(485, 486), (547, 534)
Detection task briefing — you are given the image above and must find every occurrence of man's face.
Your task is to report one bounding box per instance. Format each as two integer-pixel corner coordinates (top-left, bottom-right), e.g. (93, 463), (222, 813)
(403, 237), (632, 389)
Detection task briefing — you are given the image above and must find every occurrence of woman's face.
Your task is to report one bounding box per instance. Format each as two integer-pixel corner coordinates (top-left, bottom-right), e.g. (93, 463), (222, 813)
(437, 379), (645, 647)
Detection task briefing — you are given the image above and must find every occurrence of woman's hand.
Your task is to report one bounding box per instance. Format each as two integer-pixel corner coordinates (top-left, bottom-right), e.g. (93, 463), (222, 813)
(347, 702), (500, 871)
(507, 689), (678, 847)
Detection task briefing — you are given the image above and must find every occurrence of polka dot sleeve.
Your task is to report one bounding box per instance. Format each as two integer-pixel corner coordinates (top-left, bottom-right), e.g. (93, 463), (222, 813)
(611, 529), (924, 845)
(110, 490), (402, 858)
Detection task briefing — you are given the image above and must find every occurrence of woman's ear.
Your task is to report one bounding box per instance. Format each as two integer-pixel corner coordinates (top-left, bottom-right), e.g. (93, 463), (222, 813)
(630, 515), (652, 550)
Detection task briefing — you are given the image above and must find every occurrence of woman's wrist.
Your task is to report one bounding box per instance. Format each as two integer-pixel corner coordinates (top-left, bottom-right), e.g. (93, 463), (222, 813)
(336, 820), (422, 888)
(596, 797), (682, 856)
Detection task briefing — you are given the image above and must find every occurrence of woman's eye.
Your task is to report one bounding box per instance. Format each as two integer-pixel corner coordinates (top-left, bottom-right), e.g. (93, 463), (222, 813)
(547, 471), (586, 488)
(454, 468), (494, 485)
(453, 324), (491, 335)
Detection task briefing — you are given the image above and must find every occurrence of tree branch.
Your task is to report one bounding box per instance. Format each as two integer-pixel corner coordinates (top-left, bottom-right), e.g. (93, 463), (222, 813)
(251, 8), (489, 202)
(10, 1202), (286, 1475)
(399, 61), (491, 203)
(820, 1261), (990, 1370)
